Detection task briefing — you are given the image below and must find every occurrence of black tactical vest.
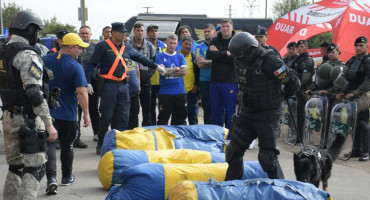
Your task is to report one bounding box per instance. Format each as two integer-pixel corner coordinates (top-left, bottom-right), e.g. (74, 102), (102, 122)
(0, 42), (40, 112)
(346, 54), (368, 90)
(236, 49), (282, 112)
(292, 53), (310, 78)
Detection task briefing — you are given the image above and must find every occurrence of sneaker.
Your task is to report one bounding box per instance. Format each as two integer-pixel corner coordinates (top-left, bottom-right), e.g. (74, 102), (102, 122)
(96, 144), (102, 155)
(46, 176), (58, 195)
(61, 175), (75, 186)
(248, 139), (257, 150)
(359, 153), (369, 162)
(345, 150), (361, 158)
(93, 134), (98, 142)
(73, 139), (88, 148)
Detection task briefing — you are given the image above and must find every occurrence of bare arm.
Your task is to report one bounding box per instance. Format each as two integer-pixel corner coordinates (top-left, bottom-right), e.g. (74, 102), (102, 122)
(76, 87), (90, 127)
(196, 55), (212, 68)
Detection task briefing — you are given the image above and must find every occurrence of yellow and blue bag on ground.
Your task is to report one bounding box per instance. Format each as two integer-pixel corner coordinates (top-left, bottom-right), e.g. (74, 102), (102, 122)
(101, 125), (228, 156)
(168, 178), (333, 200)
(105, 161), (267, 200)
(98, 149), (226, 189)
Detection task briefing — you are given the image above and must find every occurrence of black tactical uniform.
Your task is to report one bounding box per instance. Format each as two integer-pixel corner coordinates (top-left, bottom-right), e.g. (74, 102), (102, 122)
(291, 40), (315, 142)
(344, 36), (370, 161)
(225, 32), (300, 180)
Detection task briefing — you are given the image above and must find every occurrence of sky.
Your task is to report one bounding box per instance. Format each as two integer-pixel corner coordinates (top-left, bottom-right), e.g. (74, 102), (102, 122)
(3, 0), (288, 39)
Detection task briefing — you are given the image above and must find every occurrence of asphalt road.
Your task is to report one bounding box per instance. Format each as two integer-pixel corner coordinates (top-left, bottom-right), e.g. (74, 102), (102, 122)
(1, 107), (370, 200)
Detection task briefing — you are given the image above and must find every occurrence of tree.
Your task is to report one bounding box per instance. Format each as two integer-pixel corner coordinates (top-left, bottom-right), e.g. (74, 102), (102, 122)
(272, 0), (311, 21)
(2, 2), (25, 29)
(1, 2), (76, 36)
(308, 32), (332, 48)
(40, 16), (76, 36)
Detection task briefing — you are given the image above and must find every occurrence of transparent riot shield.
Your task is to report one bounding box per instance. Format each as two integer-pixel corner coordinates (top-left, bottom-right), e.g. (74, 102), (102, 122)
(303, 94), (329, 148)
(328, 100), (357, 161)
(281, 97), (297, 145)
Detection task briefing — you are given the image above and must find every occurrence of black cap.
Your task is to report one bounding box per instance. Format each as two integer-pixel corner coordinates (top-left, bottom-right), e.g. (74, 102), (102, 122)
(255, 25), (267, 36)
(327, 43), (339, 52)
(297, 40), (308, 46)
(320, 41), (329, 48)
(287, 42), (297, 48)
(111, 22), (128, 33)
(354, 36), (368, 45)
(57, 30), (69, 40)
(147, 24), (158, 32)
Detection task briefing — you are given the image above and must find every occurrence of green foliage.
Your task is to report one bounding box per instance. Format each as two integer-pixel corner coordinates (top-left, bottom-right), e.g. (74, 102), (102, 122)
(1, 2), (76, 36)
(2, 2), (25, 28)
(39, 16), (76, 36)
(272, 0), (311, 21)
(307, 32), (333, 48)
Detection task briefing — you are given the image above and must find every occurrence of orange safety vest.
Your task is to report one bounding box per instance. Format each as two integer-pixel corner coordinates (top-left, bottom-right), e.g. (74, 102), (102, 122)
(101, 39), (128, 81)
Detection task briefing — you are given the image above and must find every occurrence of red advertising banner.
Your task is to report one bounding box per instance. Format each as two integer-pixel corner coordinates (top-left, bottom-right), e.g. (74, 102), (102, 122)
(267, 0), (370, 62)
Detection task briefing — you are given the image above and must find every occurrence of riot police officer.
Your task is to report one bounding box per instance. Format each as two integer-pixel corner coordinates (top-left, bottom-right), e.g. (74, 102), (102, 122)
(0, 11), (58, 199)
(226, 32), (300, 180)
(338, 36), (370, 161)
(291, 40), (315, 142)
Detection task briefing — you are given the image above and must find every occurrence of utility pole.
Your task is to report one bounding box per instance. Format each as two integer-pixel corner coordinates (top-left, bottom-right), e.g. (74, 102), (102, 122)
(78, 0), (88, 26)
(142, 6), (153, 14)
(225, 5), (235, 18)
(265, 0), (267, 18)
(243, 0), (260, 17)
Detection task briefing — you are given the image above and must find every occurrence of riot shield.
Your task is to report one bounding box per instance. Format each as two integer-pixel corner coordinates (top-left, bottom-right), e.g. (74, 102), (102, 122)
(328, 100), (357, 161)
(303, 94), (329, 148)
(281, 97), (297, 145)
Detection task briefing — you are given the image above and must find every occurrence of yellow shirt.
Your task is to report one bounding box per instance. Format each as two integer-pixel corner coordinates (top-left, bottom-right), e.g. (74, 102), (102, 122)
(182, 52), (195, 93)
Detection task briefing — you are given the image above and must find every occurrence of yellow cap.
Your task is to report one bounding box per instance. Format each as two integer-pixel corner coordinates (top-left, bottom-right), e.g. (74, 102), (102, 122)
(62, 33), (89, 48)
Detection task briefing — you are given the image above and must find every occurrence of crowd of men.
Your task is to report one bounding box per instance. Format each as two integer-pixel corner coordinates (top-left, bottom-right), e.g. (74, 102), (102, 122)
(0, 10), (369, 199)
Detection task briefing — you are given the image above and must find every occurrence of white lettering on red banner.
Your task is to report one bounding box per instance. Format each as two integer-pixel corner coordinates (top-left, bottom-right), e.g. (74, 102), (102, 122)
(299, 28), (307, 36)
(275, 23), (295, 34)
(349, 13), (370, 26)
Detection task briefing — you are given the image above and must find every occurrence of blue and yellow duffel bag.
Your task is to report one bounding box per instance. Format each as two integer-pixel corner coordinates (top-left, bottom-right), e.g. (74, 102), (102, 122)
(105, 161), (267, 200)
(168, 178), (333, 200)
(101, 125), (228, 156)
(98, 149), (226, 189)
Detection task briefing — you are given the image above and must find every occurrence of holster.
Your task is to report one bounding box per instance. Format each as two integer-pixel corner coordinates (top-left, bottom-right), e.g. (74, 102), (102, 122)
(19, 125), (46, 154)
(96, 76), (105, 91)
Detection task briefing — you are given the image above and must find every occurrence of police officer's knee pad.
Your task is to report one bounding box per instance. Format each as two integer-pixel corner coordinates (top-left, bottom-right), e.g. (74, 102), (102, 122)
(22, 164), (46, 182)
(258, 149), (280, 172)
(226, 143), (244, 164)
(9, 164), (24, 177)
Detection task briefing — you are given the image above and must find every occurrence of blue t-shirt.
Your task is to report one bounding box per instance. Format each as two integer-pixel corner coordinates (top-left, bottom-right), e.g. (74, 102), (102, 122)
(176, 40), (199, 53)
(197, 42), (212, 81)
(43, 53), (88, 121)
(156, 52), (186, 95)
(126, 58), (140, 94)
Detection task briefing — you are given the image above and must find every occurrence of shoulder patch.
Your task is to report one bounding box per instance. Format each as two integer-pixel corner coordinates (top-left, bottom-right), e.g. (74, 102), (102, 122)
(274, 66), (286, 76)
(29, 62), (42, 80)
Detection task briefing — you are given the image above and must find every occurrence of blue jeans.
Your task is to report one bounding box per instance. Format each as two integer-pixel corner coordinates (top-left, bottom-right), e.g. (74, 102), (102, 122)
(210, 82), (238, 135)
(199, 81), (212, 124)
(187, 92), (199, 125)
(98, 81), (130, 145)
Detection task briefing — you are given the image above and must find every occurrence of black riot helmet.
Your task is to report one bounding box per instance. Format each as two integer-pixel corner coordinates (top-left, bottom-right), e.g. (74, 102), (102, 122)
(229, 32), (259, 58)
(9, 10), (44, 45)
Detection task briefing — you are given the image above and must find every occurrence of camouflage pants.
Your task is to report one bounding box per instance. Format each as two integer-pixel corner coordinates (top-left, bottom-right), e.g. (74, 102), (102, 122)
(2, 111), (47, 200)
(356, 92), (370, 112)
